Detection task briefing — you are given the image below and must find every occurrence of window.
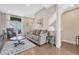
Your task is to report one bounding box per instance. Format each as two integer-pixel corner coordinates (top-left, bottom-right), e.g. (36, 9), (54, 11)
(10, 17), (21, 22)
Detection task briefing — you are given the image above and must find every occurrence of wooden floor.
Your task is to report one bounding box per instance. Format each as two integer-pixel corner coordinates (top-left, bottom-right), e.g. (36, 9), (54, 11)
(17, 42), (79, 55)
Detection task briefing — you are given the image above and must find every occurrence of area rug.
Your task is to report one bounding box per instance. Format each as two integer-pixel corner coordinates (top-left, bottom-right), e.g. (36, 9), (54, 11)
(0, 39), (36, 55)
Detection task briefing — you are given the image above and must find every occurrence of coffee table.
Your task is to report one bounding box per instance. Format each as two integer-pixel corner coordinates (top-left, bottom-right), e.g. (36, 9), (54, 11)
(10, 36), (26, 47)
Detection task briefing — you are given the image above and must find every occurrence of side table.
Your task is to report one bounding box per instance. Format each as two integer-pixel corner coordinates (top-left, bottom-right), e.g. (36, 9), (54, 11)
(76, 36), (79, 46)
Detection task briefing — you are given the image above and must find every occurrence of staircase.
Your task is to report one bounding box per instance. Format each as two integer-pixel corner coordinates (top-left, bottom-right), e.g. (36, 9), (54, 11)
(32, 5), (56, 31)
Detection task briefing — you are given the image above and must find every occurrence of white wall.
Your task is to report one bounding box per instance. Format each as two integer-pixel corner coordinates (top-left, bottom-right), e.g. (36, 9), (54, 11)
(62, 7), (79, 44)
(32, 6), (56, 30)
(22, 17), (34, 35)
(0, 12), (7, 35)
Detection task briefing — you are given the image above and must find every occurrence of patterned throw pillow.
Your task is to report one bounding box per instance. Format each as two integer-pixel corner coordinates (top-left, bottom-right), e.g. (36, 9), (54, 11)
(32, 30), (36, 35)
(36, 30), (41, 36)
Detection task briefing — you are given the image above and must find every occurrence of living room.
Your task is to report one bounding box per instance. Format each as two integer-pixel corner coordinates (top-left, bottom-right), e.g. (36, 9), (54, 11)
(0, 4), (56, 54)
(0, 4), (79, 55)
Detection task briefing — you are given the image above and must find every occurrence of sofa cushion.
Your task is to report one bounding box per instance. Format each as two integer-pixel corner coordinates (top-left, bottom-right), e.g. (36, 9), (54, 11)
(32, 30), (41, 36)
(35, 30), (41, 36)
(30, 35), (39, 41)
(32, 30), (36, 35)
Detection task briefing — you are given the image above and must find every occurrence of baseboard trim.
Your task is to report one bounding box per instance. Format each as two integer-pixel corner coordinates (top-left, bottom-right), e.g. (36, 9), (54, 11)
(62, 40), (76, 44)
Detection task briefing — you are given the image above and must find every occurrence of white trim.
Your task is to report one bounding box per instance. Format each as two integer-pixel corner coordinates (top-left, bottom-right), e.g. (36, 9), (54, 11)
(62, 5), (79, 14)
(62, 39), (76, 44)
(55, 5), (62, 48)
(56, 43), (61, 48)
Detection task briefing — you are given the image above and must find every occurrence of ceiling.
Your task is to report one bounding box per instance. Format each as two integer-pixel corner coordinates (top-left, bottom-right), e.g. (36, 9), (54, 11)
(0, 4), (53, 17)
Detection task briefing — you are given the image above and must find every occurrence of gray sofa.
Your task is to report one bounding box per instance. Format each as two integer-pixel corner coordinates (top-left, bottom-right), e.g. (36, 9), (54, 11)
(27, 30), (47, 46)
